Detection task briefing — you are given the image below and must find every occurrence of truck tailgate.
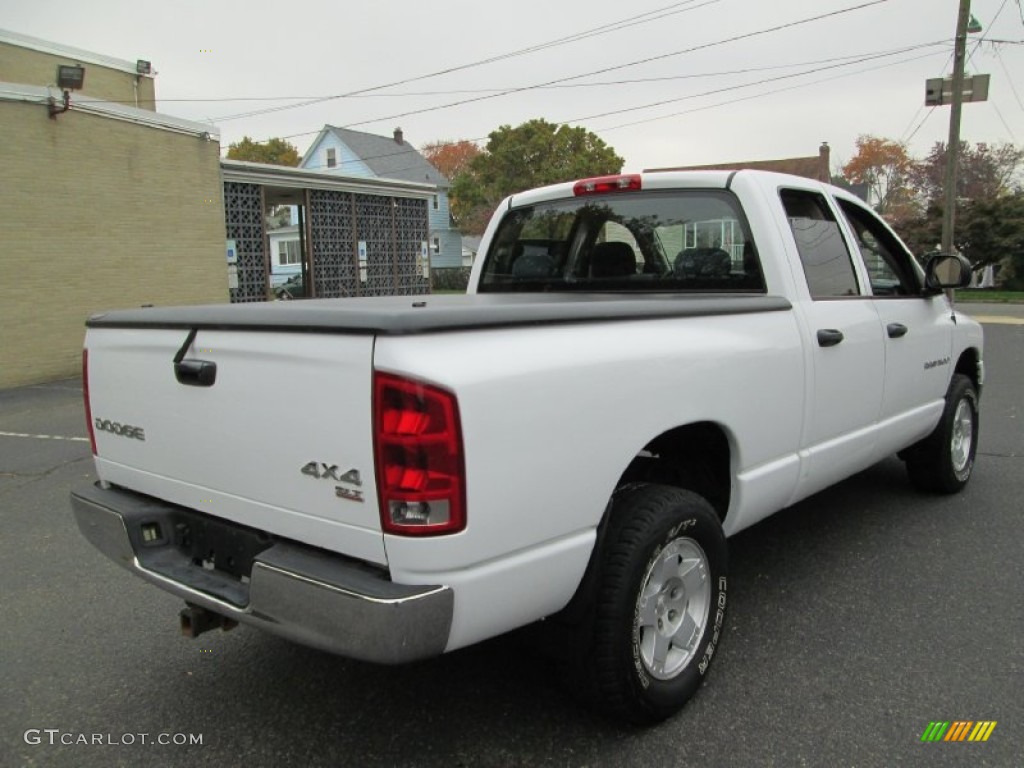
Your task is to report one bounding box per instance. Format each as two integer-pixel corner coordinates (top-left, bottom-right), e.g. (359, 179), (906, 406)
(85, 327), (385, 565)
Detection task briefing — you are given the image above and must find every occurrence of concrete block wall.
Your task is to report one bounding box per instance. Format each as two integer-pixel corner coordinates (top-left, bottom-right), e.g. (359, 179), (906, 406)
(0, 100), (225, 388)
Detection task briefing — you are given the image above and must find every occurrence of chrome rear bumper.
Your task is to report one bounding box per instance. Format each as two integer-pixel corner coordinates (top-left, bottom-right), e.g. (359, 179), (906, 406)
(71, 483), (453, 664)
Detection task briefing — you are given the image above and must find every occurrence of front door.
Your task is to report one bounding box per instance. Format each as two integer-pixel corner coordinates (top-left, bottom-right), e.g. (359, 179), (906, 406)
(833, 197), (954, 453)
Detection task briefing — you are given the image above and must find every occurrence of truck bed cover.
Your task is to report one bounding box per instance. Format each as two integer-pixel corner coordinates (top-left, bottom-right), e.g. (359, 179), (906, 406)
(87, 293), (791, 335)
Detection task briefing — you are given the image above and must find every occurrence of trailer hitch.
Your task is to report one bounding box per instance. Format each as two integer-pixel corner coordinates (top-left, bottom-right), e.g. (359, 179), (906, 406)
(179, 603), (238, 639)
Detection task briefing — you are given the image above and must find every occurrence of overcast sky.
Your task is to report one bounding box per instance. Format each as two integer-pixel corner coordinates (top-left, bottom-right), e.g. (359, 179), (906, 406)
(3, 0), (1022, 174)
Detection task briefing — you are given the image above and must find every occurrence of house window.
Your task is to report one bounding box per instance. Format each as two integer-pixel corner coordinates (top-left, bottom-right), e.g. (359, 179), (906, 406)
(432, 195), (439, 210)
(432, 236), (440, 253)
(326, 148), (336, 169)
(278, 240), (301, 266)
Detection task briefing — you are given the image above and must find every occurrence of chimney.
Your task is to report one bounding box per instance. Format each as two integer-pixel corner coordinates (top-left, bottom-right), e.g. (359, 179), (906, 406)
(818, 142), (830, 182)
(394, 127), (404, 145)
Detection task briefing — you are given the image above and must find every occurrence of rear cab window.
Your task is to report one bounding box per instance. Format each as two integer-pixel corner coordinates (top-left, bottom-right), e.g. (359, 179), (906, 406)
(780, 188), (862, 299)
(477, 190), (765, 293)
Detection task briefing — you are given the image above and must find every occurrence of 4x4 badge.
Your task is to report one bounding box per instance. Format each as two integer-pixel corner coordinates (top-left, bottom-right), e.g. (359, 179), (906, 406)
(301, 462), (364, 503)
(300, 462), (362, 486)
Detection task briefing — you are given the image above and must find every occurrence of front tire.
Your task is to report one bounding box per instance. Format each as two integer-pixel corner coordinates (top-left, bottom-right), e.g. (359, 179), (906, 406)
(579, 484), (728, 725)
(905, 373), (979, 494)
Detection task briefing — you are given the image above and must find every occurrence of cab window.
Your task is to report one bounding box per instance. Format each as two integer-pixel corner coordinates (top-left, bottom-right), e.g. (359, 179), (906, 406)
(835, 198), (921, 296)
(780, 189), (861, 299)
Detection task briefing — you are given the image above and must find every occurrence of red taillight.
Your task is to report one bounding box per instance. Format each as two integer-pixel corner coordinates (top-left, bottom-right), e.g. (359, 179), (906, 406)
(573, 174), (642, 196)
(82, 349), (97, 455)
(373, 372), (465, 536)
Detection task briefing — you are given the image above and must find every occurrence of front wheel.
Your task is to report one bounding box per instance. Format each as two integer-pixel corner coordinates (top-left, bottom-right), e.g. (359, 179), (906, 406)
(577, 484), (728, 725)
(905, 373), (979, 493)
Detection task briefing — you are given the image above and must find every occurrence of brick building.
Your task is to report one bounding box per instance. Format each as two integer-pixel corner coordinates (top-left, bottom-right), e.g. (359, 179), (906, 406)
(647, 142), (834, 182)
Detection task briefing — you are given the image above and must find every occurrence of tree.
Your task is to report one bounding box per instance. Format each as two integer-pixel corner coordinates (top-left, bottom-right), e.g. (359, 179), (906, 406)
(421, 139), (482, 181)
(912, 141), (1024, 205)
(956, 193), (1024, 274)
(226, 136), (301, 166)
(451, 119), (624, 233)
(897, 194), (1024, 272)
(841, 135), (918, 221)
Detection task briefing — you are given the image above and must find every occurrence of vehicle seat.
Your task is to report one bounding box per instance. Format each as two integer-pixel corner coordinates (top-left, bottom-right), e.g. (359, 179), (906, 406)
(588, 242), (636, 278)
(511, 252), (556, 279)
(675, 247), (731, 279)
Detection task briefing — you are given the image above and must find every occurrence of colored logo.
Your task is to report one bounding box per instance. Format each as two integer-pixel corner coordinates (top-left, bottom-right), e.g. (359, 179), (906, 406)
(921, 721), (997, 742)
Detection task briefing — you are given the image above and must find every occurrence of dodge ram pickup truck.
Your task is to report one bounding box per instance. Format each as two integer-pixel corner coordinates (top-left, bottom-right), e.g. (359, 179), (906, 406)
(72, 170), (983, 724)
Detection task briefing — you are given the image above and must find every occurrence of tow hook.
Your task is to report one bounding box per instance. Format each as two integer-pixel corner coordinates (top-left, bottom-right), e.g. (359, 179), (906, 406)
(179, 603), (238, 638)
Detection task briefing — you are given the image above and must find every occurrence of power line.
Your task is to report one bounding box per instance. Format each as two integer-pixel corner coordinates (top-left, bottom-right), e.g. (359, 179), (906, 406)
(213, 0), (719, 122)
(89, 41), (947, 111)
(994, 45), (1024, 111)
(594, 48), (945, 132)
(325, 0), (891, 134)
(900, 105), (927, 143)
(150, 43), (949, 104)
(990, 101), (1019, 142)
(904, 106), (937, 144)
(562, 42), (945, 125)
(290, 44), (943, 174)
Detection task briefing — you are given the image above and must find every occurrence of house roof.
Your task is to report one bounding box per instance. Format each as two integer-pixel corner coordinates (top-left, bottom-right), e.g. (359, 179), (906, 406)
(315, 126), (449, 188)
(647, 143), (832, 183)
(221, 158), (436, 200)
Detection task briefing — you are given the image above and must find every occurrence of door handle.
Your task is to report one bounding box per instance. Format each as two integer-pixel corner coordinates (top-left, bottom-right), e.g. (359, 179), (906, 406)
(816, 329), (844, 347)
(887, 322), (908, 338)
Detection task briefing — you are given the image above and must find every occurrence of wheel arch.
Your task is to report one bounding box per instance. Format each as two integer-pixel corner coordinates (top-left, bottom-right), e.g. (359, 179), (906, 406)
(615, 421), (734, 524)
(954, 346), (982, 394)
(555, 421), (734, 625)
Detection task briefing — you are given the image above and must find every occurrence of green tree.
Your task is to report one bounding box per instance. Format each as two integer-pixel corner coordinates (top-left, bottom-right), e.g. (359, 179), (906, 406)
(451, 119), (624, 233)
(898, 194), (1024, 273)
(226, 136), (301, 166)
(912, 141), (1024, 205)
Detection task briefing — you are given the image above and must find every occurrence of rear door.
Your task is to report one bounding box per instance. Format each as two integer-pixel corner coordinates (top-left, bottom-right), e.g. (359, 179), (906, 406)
(778, 186), (885, 500)
(86, 327), (386, 564)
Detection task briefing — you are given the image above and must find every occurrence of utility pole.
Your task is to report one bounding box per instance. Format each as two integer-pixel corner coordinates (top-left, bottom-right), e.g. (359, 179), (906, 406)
(941, 0), (972, 255)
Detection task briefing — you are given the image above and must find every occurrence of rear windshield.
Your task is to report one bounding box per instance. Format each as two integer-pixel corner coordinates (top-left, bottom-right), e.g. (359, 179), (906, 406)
(477, 190), (764, 293)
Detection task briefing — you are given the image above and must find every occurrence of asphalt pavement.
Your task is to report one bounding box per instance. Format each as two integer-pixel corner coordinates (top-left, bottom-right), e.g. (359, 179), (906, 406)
(1, 314), (1021, 768)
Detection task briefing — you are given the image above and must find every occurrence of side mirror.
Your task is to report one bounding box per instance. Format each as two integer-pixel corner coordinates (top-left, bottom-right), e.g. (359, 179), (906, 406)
(924, 252), (972, 291)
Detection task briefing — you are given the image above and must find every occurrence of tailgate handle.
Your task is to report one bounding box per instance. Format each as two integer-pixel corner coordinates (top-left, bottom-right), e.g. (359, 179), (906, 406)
(174, 359), (217, 387)
(172, 328), (217, 387)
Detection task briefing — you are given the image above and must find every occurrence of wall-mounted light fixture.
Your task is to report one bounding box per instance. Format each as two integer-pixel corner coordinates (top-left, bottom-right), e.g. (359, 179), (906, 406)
(49, 64), (86, 119)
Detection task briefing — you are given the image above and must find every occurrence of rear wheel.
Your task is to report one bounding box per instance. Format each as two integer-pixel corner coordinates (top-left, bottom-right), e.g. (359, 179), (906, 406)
(575, 484), (728, 725)
(905, 373), (979, 493)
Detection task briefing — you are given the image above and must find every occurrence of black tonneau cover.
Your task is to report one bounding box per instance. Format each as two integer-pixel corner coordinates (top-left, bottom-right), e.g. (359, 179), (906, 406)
(86, 293), (791, 335)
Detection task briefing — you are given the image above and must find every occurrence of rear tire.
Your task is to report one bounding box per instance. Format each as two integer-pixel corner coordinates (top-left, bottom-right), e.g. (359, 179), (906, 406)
(905, 373), (979, 494)
(574, 484), (728, 725)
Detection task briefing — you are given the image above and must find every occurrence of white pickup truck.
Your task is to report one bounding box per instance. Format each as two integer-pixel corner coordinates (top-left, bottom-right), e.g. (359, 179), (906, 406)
(73, 170), (983, 724)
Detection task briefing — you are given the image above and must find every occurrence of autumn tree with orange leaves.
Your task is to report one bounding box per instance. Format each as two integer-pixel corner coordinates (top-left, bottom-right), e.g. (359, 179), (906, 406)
(841, 135), (919, 221)
(422, 140), (482, 181)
